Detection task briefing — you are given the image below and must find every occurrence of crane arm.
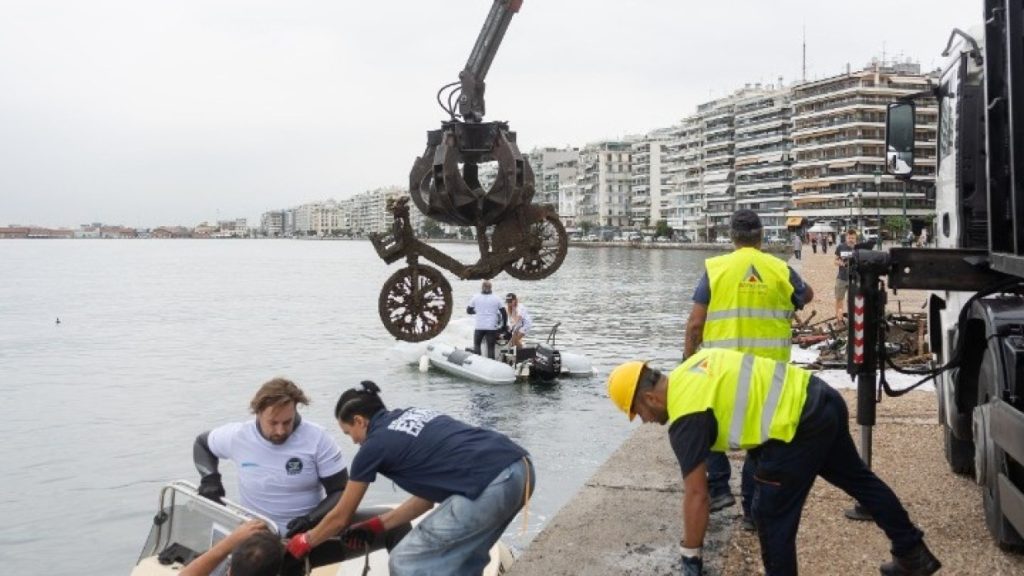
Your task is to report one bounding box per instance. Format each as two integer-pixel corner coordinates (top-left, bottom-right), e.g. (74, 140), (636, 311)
(457, 0), (523, 122)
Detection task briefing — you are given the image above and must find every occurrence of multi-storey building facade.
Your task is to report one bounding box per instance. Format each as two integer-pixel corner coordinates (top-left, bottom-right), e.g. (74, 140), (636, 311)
(214, 218), (249, 238)
(733, 87), (793, 241)
(787, 61), (937, 230)
(294, 201), (341, 236)
(283, 209), (297, 237)
(630, 133), (670, 227)
(659, 87), (769, 241)
(349, 186), (405, 234)
(553, 157), (581, 225)
(260, 211), (286, 237)
(699, 95), (739, 239)
(575, 141), (632, 228)
(663, 116), (704, 239)
(527, 147), (580, 210)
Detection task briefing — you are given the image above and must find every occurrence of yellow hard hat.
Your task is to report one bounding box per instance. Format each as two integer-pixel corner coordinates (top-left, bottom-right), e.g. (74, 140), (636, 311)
(607, 361), (647, 421)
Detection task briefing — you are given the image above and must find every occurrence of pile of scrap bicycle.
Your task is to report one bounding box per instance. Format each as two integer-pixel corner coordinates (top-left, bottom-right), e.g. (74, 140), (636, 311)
(791, 310), (931, 370)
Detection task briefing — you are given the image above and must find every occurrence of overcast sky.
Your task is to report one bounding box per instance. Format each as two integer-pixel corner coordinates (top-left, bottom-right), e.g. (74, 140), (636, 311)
(1, 0), (978, 227)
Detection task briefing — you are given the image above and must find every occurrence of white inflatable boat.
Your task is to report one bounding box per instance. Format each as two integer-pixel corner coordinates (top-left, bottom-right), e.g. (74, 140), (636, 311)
(393, 319), (595, 385)
(423, 341), (518, 384)
(130, 480), (513, 576)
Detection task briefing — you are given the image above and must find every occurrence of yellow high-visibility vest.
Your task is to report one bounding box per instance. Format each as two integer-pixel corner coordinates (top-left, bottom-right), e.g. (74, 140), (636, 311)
(667, 348), (811, 451)
(703, 247), (795, 362)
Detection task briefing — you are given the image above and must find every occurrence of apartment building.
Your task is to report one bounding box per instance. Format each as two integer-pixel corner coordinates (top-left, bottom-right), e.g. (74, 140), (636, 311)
(260, 211), (286, 237)
(215, 218), (249, 238)
(527, 147), (580, 212)
(348, 187), (399, 234)
(630, 133), (671, 227)
(659, 87), (770, 241)
(294, 201), (342, 236)
(663, 116), (703, 238)
(733, 87), (794, 241)
(699, 96), (739, 240)
(575, 141), (632, 228)
(788, 61), (937, 230)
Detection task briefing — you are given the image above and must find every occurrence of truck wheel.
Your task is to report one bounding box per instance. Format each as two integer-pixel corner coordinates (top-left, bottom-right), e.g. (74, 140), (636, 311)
(976, 347), (1024, 548)
(944, 425), (975, 475)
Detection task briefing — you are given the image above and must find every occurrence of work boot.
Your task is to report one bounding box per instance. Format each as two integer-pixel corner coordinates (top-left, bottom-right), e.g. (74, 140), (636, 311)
(740, 515), (756, 532)
(879, 542), (941, 575)
(709, 492), (736, 513)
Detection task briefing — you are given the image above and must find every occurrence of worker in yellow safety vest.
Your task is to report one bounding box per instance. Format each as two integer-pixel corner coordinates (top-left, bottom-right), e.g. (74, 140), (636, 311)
(607, 348), (939, 576)
(684, 209), (814, 527)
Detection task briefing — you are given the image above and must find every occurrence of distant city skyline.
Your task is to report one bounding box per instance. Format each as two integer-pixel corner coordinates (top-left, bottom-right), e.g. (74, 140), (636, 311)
(1, 0), (978, 227)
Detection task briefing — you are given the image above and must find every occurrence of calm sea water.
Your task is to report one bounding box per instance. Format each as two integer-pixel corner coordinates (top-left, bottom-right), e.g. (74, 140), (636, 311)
(0, 239), (710, 574)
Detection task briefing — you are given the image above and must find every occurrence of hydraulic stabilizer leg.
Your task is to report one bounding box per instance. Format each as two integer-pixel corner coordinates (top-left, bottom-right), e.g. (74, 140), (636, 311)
(844, 249), (889, 521)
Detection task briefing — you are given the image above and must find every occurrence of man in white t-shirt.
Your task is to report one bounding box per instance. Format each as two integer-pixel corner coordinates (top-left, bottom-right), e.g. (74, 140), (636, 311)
(466, 279), (504, 358)
(194, 378), (409, 574)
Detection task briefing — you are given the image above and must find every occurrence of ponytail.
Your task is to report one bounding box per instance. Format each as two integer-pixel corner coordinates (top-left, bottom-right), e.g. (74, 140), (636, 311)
(335, 380), (387, 423)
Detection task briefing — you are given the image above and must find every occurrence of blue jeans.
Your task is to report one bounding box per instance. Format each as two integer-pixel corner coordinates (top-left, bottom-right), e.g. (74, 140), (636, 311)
(751, 381), (922, 575)
(388, 457), (535, 576)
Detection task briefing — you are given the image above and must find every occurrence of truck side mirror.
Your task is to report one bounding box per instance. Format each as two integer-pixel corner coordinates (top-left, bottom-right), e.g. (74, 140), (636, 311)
(885, 102), (916, 179)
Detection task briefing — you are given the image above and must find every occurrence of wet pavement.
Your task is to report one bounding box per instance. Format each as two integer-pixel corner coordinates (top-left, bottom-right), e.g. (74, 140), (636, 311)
(509, 424), (740, 575)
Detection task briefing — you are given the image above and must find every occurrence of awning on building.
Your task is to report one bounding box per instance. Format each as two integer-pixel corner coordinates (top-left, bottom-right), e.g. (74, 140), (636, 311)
(786, 216), (805, 227)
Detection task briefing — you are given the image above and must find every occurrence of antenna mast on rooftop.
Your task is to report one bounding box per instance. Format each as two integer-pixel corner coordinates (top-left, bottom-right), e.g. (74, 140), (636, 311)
(801, 24), (807, 83)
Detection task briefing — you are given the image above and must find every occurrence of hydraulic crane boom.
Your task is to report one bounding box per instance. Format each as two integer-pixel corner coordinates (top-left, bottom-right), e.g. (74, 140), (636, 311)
(459, 0), (523, 122)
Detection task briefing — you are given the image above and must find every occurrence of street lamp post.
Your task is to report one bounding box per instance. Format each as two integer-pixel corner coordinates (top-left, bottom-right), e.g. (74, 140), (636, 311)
(848, 192), (855, 231)
(703, 200), (710, 243)
(874, 169), (882, 234)
(858, 191), (864, 235)
(902, 184), (909, 238)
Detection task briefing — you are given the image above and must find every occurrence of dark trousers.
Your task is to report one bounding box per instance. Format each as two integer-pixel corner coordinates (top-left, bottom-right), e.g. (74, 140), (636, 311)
(280, 506), (412, 576)
(750, 383), (923, 575)
(473, 329), (498, 359)
(706, 452), (755, 517)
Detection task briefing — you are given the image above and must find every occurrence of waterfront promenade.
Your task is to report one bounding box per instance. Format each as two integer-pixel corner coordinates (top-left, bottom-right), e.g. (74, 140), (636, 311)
(509, 249), (1024, 575)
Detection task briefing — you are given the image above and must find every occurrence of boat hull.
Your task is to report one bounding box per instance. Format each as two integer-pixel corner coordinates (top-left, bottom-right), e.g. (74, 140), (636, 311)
(424, 342), (517, 384)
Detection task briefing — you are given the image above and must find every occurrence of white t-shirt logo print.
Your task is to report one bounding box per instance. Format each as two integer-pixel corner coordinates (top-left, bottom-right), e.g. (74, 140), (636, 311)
(388, 409), (441, 437)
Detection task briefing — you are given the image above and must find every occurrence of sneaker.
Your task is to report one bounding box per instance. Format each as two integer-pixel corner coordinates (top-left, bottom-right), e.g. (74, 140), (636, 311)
(709, 492), (736, 513)
(741, 515), (756, 532)
(879, 542), (941, 576)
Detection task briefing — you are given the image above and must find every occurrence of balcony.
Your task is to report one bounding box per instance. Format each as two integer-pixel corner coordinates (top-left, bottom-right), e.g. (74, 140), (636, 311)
(790, 79), (933, 107)
(704, 124), (733, 138)
(791, 119), (886, 139)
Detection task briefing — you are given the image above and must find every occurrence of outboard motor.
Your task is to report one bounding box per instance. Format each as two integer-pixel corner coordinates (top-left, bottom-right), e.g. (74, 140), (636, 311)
(530, 343), (561, 381)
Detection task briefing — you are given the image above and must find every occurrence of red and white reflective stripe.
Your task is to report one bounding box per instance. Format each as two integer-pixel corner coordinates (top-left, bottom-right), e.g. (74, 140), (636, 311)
(853, 295), (865, 364)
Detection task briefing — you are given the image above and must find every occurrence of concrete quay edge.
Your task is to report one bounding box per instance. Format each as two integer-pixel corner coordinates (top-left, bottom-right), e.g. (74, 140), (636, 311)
(508, 424), (741, 575)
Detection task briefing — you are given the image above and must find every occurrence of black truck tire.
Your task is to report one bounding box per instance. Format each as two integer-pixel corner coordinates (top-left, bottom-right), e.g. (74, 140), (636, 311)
(977, 346), (1024, 549)
(944, 425), (975, 476)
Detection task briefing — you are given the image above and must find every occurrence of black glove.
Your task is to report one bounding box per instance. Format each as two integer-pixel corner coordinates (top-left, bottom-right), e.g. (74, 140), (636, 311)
(341, 516), (385, 549)
(681, 554), (704, 576)
(198, 473), (225, 505)
(341, 527), (373, 549)
(285, 514), (313, 538)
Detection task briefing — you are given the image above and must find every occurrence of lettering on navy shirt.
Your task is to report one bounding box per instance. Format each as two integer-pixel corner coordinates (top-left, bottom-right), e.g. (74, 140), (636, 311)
(387, 409), (441, 437)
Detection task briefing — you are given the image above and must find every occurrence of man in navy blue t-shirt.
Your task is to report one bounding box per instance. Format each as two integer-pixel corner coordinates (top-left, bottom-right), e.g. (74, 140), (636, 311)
(286, 382), (533, 575)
